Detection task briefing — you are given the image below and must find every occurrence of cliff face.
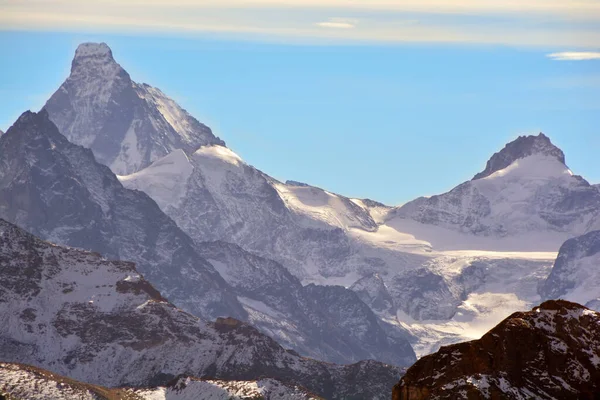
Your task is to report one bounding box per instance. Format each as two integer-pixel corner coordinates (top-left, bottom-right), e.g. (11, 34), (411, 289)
(393, 300), (600, 400)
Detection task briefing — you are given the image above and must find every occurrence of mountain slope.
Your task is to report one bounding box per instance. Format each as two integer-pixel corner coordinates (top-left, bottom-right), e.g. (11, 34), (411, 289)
(387, 134), (600, 251)
(0, 362), (322, 400)
(393, 300), (600, 400)
(0, 109), (416, 366)
(198, 241), (416, 366)
(0, 219), (402, 400)
(0, 362), (143, 400)
(0, 109), (243, 321)
(540, 230), (600, 310)
(44, 42), (224, 175)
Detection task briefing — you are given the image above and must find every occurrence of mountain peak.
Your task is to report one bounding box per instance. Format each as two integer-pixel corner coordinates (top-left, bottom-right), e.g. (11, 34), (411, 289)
(10, 109), (55, 137)
(70, 42), (125, 82)
(74, 42), (113, 60)
(473, 133), (566, 180)
(45, 41), (224, 175)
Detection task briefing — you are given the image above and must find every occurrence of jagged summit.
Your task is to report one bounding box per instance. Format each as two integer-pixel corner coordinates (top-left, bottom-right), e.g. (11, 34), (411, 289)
(473, 132), (566, 180)
(44, 42), (224, 175)
(6, 109), (63, 144)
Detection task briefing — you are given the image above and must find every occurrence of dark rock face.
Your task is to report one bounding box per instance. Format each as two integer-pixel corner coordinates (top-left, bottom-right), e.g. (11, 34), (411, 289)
(44, 42), (224, 175)
(198, 242), (417, 367)
(393, 300), (600, 400)
(472, 133), (565, 180)
(388, 269), (460, 321)
(0, 110), (244, 321)
(540, 230), (600, 302)
(350, 273), (396, 315)
(0, 219), (402, 400)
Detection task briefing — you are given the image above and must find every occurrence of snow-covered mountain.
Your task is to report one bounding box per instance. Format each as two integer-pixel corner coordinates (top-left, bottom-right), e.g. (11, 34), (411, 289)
(0, 109), (415, 366)
(0, 219), (403, 400)
(393, 300), (600, 400)
(387, 133), (600, 251)
(540, 230), (600, 311)
(36, 42), (600, 360)
(119, 144), (381, 282)
(120, 140), (558, 356)
(44, 42), (224, 175)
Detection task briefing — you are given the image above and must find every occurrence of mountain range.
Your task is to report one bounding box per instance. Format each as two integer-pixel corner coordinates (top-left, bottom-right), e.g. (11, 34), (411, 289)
(0, 218), (400, 399)
(1, 41), (600, 399)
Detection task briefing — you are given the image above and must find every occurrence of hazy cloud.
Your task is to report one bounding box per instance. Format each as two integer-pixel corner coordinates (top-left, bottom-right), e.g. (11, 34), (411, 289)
(547, 52), (600, 60)
(1, 0), (599, 47)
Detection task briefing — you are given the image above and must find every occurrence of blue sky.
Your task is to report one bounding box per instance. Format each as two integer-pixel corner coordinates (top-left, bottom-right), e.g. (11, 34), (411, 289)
(1, 1), (599, 204)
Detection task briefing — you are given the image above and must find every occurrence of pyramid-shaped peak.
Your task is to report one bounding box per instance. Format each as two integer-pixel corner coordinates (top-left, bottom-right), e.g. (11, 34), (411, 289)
(473, 133), (566, 180)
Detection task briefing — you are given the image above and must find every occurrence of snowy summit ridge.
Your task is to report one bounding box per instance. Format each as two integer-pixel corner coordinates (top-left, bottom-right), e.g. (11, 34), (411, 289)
(473, 133), (566, 180)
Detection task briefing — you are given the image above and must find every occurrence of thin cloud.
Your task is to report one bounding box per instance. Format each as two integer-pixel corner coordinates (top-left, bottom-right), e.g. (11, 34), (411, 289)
(547, 52), (600, 61)
(316, 18), (357, 29)
(1, 0), (600, 47)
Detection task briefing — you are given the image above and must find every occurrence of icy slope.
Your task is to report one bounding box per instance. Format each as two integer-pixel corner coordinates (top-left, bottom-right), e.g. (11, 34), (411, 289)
(44, 43), (224, 175)
(121, 144), (376, 282)
(0, 219), (403, 400)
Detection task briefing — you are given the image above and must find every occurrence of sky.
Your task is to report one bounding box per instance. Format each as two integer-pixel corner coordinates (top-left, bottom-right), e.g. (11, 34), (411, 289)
(1, 0), (599, 205)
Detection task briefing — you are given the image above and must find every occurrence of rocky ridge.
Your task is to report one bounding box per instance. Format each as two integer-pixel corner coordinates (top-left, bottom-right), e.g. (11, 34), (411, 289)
(0, 219), (402, 400)
(393, 300), (600, 400)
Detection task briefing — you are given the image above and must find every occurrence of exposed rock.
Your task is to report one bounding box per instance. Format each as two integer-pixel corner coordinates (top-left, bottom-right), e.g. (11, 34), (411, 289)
(393, 300), (600, 399)
(540, 230), (600, 306)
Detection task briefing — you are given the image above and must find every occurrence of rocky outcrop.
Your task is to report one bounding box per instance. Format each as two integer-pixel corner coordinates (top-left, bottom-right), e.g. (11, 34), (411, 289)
(393, 300), (600, 399)
(540, 230), (600, 308)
